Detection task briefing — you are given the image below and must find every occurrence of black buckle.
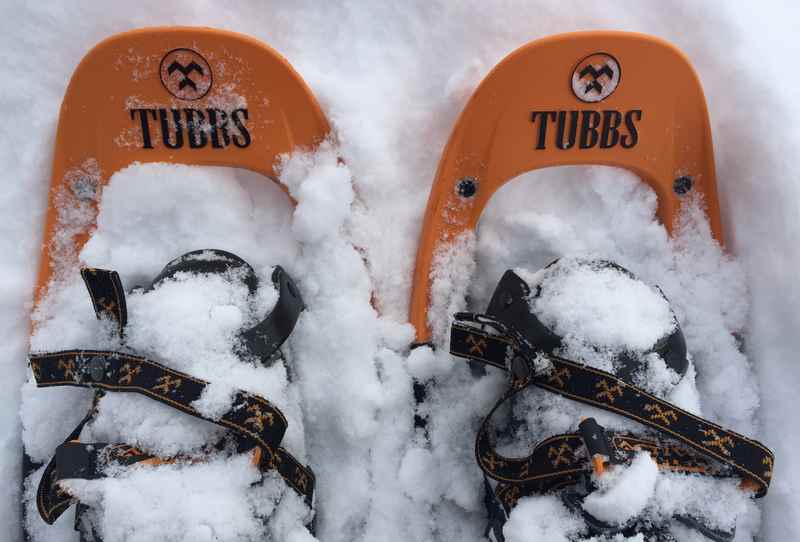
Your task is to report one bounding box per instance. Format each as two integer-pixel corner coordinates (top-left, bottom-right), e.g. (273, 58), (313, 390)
(564, 418), (630, 535)
(55, 442), (103, 482)
(238, 265), (304, 365)
(579, 417), (622, 474)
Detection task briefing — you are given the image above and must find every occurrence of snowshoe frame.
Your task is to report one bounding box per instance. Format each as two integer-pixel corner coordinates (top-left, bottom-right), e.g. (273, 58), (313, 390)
(25, 26), (332, 539)
(409, 31), (722, 344)
(35, 26), (330, 306)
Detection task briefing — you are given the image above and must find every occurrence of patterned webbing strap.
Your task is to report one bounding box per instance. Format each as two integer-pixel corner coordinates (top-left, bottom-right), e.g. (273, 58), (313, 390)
(30, 349), (314, 522)
(32, 268), (128, 524)
(80, 268), (127, 335)
(31, 268), (314, 525)
(449, 315), (774, 501)
(51, 441), (314, 505)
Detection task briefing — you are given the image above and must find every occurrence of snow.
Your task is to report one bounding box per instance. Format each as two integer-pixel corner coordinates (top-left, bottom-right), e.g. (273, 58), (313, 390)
(525, 258), (676, 356)
(1, 1), (799, 541)
(582, 452), (659, 526)
(503, 495), (583, 542)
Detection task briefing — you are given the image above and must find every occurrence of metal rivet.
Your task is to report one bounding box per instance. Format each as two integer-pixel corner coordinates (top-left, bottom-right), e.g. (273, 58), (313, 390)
(510, 356), (530, 380)
(673, 176), (693, 196)
(456, 177), (478, 198)
(85, 356), (107, 382)
(71, 176), (98, 201)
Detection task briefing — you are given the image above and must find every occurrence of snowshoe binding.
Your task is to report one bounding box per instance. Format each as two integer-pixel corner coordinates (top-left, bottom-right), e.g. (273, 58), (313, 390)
(26, 250), (314, 540)
(449, 259), (773, 541)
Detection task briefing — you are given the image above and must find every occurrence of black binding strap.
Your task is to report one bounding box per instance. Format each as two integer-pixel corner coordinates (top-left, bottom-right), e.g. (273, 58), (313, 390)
(149, 250), (304, 365)
(148, 249), (258, 293)
(449, 318), (774, 497)
(33, 394), (103, 526)
(485, 266), (689, 381)
(55, 442), (160, 480)
(32, 268), (127, 526)
(238, 265), (305, 363)
(80, 268), (128, 335)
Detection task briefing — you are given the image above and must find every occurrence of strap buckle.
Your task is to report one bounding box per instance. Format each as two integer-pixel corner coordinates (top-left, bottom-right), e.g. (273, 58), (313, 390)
(579, 417), (621, 477)
(55, 441), (101, 482)
(76, 353), (111, 384)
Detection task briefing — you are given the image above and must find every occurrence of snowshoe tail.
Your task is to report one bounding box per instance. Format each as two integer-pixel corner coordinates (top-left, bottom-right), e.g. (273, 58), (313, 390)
(409, 31), (722, 344)
(35, 26), (331, 306)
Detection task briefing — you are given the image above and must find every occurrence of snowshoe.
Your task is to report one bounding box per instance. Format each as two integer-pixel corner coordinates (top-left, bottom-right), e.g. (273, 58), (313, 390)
(449, 258), (773, 540)
(22, 27), (331, 541)
(408, 31), (774, 541)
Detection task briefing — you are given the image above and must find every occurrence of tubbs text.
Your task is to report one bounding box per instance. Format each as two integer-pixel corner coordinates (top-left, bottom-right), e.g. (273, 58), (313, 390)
(129, 108), (251, 150)
(530, 110), (642, 150)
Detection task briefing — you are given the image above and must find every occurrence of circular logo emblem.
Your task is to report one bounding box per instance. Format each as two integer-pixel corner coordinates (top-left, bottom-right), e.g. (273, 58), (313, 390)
(571, 53), (620, 103)
(159, 48), (213, 101)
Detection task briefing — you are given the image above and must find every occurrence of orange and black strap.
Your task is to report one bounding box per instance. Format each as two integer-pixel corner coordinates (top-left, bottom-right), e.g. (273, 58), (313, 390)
(33, 268), (126, 524)
(449, 316), (774, 498)
(50, 442), (315, 507)
(30, 350), (314, 523)
(30, 350), (289, 450)
(80, 267), (127, 336)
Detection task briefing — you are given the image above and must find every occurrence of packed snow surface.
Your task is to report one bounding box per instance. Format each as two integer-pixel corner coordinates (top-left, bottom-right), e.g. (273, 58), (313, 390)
(1, 2), (799, 542)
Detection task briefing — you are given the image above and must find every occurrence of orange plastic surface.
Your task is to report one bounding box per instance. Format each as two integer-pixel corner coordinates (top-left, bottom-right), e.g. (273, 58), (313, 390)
(410, 31), (721, 344)
(35, 27), (330, 306)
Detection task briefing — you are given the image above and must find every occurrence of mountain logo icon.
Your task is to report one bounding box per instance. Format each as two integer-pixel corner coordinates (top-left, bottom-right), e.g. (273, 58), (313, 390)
(159, 48), (213, 101)
(571, 53), (620, 103)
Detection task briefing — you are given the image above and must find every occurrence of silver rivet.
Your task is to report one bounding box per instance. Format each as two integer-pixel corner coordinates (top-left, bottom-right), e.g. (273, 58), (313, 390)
(85, 356), (107, 382)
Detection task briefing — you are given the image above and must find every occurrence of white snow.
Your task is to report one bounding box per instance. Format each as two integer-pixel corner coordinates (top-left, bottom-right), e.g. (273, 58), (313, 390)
(1, 2), (798, 542)
(527, 259), (676, 353)
(503, 495), (583, 542)
(583, 452), (660, 526)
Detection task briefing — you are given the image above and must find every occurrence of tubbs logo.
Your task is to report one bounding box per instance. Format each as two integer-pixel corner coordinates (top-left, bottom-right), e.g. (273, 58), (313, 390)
(132, 47), (251, 150)
(159, 48), (213, 101)
(529, 51), (640, 151)
(571, 52), (620, 103)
